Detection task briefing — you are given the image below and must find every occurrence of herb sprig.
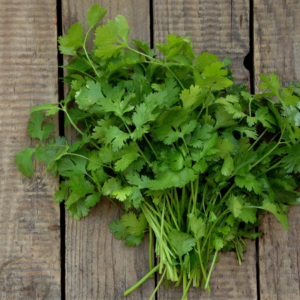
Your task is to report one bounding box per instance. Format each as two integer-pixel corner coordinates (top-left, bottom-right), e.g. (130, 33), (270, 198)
(15, 4), (300, 299)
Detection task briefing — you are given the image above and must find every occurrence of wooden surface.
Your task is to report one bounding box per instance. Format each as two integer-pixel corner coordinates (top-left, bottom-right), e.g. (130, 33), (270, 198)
(254, 1), (300, 299)
(0, 0), (61, 299)
(2, 0), (300, 299)
(153, 1), (257, 299)
(153, 0), (250, 84)
(61, 1), (154, 299)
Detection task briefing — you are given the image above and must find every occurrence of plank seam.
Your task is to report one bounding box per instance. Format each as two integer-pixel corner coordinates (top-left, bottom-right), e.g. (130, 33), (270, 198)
(56, 0), (66, 299)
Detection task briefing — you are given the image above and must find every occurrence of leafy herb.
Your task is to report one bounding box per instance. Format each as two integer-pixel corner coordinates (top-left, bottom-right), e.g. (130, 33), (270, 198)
(15, 4), (300, 299)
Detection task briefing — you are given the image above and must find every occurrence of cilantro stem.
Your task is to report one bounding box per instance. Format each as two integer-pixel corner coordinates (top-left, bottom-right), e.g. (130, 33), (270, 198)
(149, 267), (167, 300)
(166, 194), (180, 231)
(83, 28), (101, 78)
(182, 269), (187, 300)
(149, 227), (153, 277)
(204, 250), (218, 289)
(256, 160), (282, 177)
(106, 196), (126, 212)
(123, 122), (151, 165)
(144, 134), (158, 157)
(181, 269), (196, 300)
(128, 46), (185, 89)
(123, 264), (160, 296)
(196, 240), (210, 292)
(248, 128), (268, 151)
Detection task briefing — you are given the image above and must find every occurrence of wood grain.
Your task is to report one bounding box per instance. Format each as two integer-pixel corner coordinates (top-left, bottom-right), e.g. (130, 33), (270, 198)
(153, 0), (250, 84)
(0, 0), (60, 299)
(154, 1), (257, 299)
(254, 2), (300, 299)
(61, 1), (154, 299)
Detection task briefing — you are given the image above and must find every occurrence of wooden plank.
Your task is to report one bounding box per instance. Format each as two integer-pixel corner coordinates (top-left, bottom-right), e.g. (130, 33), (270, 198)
(254, 1), (300, 299)
(0, 0), (61, 299)
(61, 1), (154, 299)
(153, 1), (257, 299)
(154, 0), (250, 84)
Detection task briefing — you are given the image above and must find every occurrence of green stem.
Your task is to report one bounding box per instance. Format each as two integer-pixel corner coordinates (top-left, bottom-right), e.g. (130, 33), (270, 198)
(181, 269), (196, 300)
(124, 265), (160, 296)
(144, 134), (158, 157)
(123, 122), (151, 165)
(197, 89), (211, 121)
(166, 194), (180, 231)
(248, 128), (268, 151)
(149, 227), (153, 278)
(182, 269), (187, 300)
(83, 28), (101, 78)
(149, 268), (167, 300)
(196, 240), (210, 292)
(256, 160), (282, 178)
(204, 251), (218, 289)
(105, 196), (126, 212)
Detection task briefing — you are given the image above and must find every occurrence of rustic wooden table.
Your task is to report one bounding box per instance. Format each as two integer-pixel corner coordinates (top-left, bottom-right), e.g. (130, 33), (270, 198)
(1, 0), (300, 299)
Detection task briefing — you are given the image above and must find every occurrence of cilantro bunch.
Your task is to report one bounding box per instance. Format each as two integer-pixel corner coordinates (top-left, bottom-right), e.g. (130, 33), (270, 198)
(15, 4), (300, 299)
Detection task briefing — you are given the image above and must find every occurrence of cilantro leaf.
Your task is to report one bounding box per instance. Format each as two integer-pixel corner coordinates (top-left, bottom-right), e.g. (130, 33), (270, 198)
(169, 229), (196, 258)
(54, 181), (68, 203)
(102, 178), (122, 197)
(121, 212), (147, 236)
(67, 198), (90, 221)
(188, 214), (206, 239)
(86, 4), (107, 29)
(281, 143), (300, 173)
(27, 111), (54, 141)
(14, 147), (35, 178)
(85, 192), (101, 208)
(104, 126), (130, 151)
(109, 218), (129, 239)
(58, 22), (84, 55)
(235, 173), (262, 195)
(125, 233), (144, 246)
(68, 175), (94, 197)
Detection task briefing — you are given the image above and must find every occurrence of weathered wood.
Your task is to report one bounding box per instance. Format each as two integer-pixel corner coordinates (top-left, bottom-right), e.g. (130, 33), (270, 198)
(153, 1), (257, 299)
(254, 1), (300, 299)
(153, 0), (250, 84)
(0, 0), (60, 299)
(61, 1), (154, 299)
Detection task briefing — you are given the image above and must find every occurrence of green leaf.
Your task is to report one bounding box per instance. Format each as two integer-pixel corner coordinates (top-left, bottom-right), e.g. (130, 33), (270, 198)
(58, 22), (84, 55)
(67, 198), (90, 221)
(102, 178), (122, 197)
(228, 196), (242, 218)
(235, 173), (262, 195)
(188, 214), (206, 239)
(75, 81), (104, 111)
(239, 205), (257, 224)
(87, 150), (103, 171)
(54, 181), (68, 203)
(214, 106), (237, 130)
(169, 229), (196, 258)
(85, 192), (101, 208)
(213, 237), (224, 251)
(14, 147), (35, 178)
(94, 15), (130, 59)
(28, 111), (54, 141)
(188, 124), (213, 148)
(29, 103), (60, 116)
(214, 137), (234, 160)
(147, 168), (197, 190)
(87, 4), (107, 29)
(121, 212), (147, 236)
(261, 200), (289, 231)
(125, 233), (144, 246)
(109, 218), (129, 239)
(281, 143), (300, 173)
(115, 153), (140, 172)
(104, 126), (130, 151)
(112, 186), (134, 201)
(68, 175), (94, 197)
(57, 154), (87, 177)
(180, 85), (202, 110)
(196, 62), (233, 91)
(221, 154), (234, 176)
